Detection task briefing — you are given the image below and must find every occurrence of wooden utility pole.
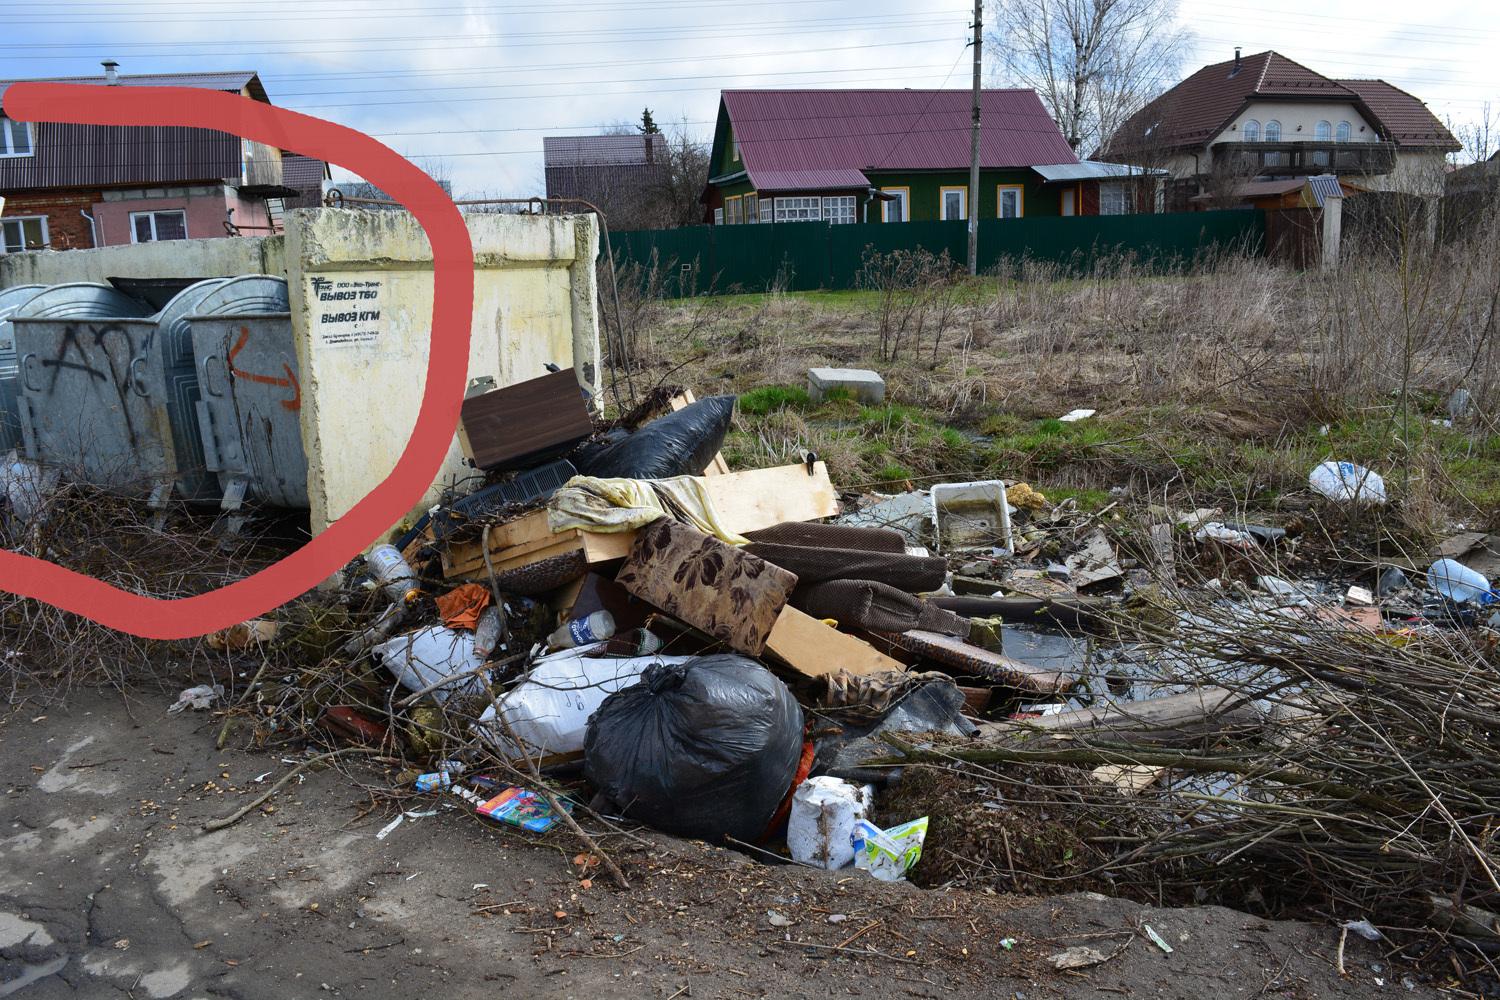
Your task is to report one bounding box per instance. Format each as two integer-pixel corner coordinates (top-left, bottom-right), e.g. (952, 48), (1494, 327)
(968, 0), (982, 276)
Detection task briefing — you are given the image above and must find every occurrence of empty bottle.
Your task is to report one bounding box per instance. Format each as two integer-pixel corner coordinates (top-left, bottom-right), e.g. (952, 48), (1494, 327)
(472, 606), (504, 660)
(547, 610), (615, 650)
(366, 544), (419, 603)
(1428, 558), (1496, 604)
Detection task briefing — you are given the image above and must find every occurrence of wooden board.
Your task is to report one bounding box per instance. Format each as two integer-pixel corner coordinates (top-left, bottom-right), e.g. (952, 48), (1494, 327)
(441, 510), (635, 579)
(456, 368), (593, 471)
(763, 605), (905, 680)
(977, 686), (1261, 746)
(669, 389), (730, 476)
(442, 461), (838, 580)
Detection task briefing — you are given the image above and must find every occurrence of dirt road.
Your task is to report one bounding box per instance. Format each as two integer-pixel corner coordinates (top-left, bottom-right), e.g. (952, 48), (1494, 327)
(1, 691), (1435, 999)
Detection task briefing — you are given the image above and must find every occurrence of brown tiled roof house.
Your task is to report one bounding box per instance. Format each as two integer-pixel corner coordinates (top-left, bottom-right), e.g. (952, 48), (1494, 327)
(1105, 49), (1459, 208)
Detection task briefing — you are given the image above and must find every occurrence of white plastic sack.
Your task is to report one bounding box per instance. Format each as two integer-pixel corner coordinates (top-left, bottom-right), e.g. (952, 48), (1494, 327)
(1309, 461), (1386, 504)
(787, 777), (874, 869)
(168, 684), (224, 713)
(375, 626), (487, 705)
(851, 816), (929, 882)
(477, 649), (693, 758)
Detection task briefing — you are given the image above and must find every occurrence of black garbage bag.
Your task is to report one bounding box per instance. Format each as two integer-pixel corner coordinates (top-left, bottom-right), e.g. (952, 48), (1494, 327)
(572, 395), (737, 480)
(584, 655), (803, 843)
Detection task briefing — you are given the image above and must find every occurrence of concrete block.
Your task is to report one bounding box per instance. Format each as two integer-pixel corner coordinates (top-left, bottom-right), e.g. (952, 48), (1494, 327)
(807, 367), (885, 404)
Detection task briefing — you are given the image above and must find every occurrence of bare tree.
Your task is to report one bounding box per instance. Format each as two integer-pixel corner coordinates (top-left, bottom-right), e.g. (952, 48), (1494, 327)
(653, 119), (711, 227)
(987, 0), (1191, 157)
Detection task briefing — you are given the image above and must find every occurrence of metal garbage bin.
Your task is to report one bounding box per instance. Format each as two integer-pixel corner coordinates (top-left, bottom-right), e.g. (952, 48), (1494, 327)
(188, 275), (308, 510)
(10, 282), (165, 494)
(0, 284), (46, 453)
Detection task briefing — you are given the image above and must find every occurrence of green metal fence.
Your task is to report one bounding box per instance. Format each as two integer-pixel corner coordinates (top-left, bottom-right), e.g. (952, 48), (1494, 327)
(611, 211), (1267, 294)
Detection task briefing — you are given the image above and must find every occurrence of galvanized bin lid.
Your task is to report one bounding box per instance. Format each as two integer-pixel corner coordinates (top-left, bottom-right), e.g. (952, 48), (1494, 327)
(10, 282), (151, 319)
(191, 274), (289, 316)
(0, 284), (46, 317)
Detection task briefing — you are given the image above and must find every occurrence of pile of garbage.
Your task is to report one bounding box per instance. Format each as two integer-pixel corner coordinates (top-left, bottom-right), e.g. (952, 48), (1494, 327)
(195, 373), (1118, 887)
(183, 375), (1499, 968)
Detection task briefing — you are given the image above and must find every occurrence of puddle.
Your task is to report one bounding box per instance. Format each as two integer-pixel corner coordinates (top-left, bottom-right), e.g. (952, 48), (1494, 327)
(0, 955), (67, 997)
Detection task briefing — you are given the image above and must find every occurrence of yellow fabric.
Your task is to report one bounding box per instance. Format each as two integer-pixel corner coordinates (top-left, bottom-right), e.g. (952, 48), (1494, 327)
(547, 475), (750, 546)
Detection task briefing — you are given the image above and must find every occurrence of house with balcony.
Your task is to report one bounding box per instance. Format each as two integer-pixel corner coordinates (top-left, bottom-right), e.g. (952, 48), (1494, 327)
(1104, 50), (1459, 210)
(698, 89), (1154, 226)
(0, 63), (315, 253)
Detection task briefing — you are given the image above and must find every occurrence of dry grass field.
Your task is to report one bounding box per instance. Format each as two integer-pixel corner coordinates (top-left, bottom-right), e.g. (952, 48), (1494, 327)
(606, 217), (1500, 541)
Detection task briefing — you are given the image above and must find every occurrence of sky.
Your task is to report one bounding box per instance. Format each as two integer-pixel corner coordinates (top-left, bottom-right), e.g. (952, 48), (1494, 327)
(1, 0), (1494, 198)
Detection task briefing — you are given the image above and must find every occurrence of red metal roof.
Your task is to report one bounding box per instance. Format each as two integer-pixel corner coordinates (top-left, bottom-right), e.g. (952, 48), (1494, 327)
(722, 89), (1078, 189)
(1111, 51), (1456, 153)
(1336, 79), (1458, 148)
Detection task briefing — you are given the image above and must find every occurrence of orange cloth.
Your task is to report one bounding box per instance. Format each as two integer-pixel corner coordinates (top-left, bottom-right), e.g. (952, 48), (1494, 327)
(435, 583), (492, 630)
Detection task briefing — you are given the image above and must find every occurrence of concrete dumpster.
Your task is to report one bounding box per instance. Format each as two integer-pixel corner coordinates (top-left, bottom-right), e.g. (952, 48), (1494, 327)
(0, 283), (45, 453)
(188, 275), (307, 509)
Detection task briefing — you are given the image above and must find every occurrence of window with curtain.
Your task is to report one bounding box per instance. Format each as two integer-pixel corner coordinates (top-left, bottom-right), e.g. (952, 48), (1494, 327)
(1243, 120), (1260, 142)
(1265, 121), (1282, 142)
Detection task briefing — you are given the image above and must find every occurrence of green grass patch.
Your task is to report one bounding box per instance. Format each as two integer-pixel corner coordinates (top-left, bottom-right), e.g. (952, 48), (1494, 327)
(737, 384), (810, 415)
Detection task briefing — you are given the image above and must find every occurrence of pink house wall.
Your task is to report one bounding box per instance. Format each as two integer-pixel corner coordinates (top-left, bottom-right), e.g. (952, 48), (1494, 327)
(90, 185), (272, 247)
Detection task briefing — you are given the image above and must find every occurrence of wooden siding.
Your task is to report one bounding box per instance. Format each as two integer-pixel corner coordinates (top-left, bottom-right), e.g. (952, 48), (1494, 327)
(0, 122), (248, 191)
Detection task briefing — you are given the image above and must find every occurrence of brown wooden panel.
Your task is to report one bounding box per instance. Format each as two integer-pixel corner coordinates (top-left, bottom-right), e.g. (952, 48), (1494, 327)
(456, 368), (593, 471)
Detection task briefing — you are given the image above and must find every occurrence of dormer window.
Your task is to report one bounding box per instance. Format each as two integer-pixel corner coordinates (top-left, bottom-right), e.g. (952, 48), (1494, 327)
(1315, 121), (1331, 141)
(1335, 121), (1351, 143)
(0, 117), (33, 157)
(1264, 120), (1282, 142)
(1243, 120), (1260, 142)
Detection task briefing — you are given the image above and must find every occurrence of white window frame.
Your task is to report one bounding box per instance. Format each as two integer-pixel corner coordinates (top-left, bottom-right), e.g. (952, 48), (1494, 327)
(1242, 120), (1260, 142)
(0, 117), (34, 157)
(1335, 121), (1351, 143)
(881, 188), (908, 222)
(773, 196), (821, 222)
(129, 209), (189, 243)
(758, 198), (772, 223)
(997, 184), (1024, 219)
(1314, 121), (1331, 142)
(940, 186), (967, 221)
(1099, 183), (1128, 216)
(713, 207), (724, 225)
(1264, 120), (1282, 142)
(822, 195), (856, 225)
(1, 215), (49, 253)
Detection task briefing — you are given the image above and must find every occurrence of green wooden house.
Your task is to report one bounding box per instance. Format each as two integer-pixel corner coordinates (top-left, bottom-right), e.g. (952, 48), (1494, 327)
(699, 89), (1141, 225)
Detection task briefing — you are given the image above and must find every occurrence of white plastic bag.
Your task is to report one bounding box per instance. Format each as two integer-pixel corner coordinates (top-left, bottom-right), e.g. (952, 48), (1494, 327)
(168, 684), (224, 713)
(375, 626), (487, 704)
(477, 649), (693, 758)
(1309, 461), (1386, 504)
(851, 816), (929, 881)
(787, 777), (874, 869)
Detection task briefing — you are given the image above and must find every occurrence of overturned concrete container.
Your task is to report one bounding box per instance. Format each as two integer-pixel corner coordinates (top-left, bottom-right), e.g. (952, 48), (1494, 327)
(0, 283), (45, 453)
(282, 208), (601, 535)
(189, 275), (308, 509)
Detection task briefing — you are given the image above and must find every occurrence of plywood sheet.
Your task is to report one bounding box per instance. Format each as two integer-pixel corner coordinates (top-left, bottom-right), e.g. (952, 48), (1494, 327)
(763, 606), (904, 679)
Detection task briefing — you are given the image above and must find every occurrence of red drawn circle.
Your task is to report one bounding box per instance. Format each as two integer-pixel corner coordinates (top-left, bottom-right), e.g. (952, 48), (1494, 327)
(0, 82), (474, 638)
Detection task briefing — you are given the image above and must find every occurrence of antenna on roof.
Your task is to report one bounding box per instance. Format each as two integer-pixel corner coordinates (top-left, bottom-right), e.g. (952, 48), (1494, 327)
(102, 60), (119, 85)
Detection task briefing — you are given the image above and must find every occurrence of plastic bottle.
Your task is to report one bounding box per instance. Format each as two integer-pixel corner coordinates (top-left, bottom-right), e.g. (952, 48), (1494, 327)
(472, 606), (504, 660)
(1428, 558), (1497, 604)
(365, 544), (419, 603)
(547, 610), (615, 650)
